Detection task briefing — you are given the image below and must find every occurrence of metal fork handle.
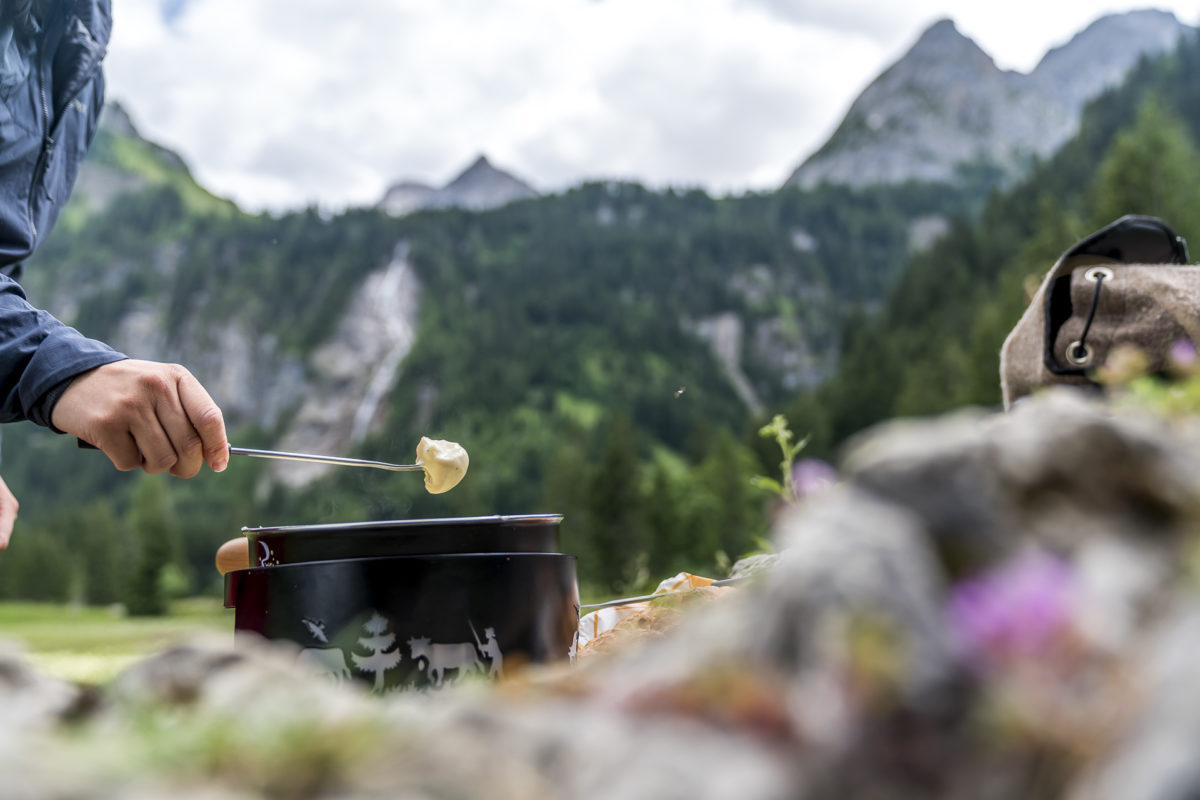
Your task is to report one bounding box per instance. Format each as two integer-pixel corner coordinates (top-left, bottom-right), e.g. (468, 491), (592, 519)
(228, 446), (423, 472)
(79, 438), (423, 472)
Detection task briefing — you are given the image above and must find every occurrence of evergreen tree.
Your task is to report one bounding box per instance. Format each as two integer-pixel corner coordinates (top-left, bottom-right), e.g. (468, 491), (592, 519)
(352, 611), (401, 691)
(65, 503), (129, 605)
(688, 430), (765, 569)
(1088, 96), (1200, 229)
(125, 476), (180, 616)
(0, 530), (72, 601)
(643, 464), (683, 576)
(586, 413), (645, 591)
(540, 438), (596, 578)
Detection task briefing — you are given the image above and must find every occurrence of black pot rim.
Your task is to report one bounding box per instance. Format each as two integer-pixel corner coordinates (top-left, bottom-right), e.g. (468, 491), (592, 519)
(241, 513), (563, 536)
(231, 550), (576, 573)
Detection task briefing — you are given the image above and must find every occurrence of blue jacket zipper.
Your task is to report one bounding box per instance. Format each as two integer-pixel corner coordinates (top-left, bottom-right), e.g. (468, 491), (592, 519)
(26, 33), (54, 243)
(26, 7), (104, 244)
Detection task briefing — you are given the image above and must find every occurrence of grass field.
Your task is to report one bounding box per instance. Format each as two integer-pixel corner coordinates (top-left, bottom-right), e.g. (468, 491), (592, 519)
(0, 598), (233, 684)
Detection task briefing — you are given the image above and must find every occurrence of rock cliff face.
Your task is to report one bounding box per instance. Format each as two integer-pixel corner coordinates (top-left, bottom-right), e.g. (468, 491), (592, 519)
(378, 154), (538, 215)
(786, 10), (1192, 190)
(270, 242), (422, 487)
(1030, 10), (1192, 110)
(109, 300), (309, 437)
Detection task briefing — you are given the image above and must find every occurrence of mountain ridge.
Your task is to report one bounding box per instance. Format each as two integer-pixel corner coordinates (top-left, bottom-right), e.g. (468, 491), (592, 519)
(785, 9), (1192, 190)
(378, 154), (538, 216)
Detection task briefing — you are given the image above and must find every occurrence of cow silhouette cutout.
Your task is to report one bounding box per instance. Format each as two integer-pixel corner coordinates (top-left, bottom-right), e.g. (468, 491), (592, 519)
(297, 647), (352, 682)
(407, 636), (484, 686)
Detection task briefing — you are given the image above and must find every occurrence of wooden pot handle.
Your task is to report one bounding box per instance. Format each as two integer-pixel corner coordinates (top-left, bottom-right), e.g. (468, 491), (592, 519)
(215, 537), (251, 575)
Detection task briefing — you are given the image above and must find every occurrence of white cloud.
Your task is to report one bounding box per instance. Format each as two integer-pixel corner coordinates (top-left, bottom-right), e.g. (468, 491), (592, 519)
(102, 0), (1200, 212)
(738, 0), (923, 42)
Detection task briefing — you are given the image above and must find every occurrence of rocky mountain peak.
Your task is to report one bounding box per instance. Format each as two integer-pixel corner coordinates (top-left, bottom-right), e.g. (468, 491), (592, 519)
(379, 153), (538, 216)
(903, 18), (997, 74)
(458, 154), (496, 176)
(97, 101), (192, 176)
(786, 18), (1036, 189)
(67, 98), (209, 215)
(785, 10), (1195, 191)
(1031, 9), (1188, 109)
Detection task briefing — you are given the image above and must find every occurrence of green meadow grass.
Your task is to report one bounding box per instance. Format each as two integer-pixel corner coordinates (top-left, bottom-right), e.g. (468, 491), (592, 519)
(0, 598), (233, 684)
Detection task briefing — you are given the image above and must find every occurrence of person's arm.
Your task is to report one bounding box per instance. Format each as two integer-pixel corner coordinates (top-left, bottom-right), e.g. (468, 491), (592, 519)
(0, 273), (118, 548)
(0, 272), (229, 478)
(0, 273), (127, 424)
(0, 475), (18, 549)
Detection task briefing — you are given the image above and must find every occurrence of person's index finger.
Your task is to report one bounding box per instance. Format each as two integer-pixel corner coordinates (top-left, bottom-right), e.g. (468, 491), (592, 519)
(177, 372), (229, 472)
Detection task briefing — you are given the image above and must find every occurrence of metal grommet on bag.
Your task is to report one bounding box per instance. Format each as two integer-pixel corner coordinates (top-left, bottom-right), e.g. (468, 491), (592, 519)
(1067, 340), (1091, 365)
(1084, 266), (1114, 282)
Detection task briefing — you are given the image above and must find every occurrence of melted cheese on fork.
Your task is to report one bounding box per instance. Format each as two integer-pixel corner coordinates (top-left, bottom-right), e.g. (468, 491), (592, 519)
(417, 436), (469, 494)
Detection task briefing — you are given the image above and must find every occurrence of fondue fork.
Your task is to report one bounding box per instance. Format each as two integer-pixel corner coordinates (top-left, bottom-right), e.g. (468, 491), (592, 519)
(228, 445), (424, 472)
(80, 439), (424, 473)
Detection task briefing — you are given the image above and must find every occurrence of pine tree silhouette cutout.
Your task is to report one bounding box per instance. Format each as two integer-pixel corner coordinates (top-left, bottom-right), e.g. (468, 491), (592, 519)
(351, 611), (401, 690)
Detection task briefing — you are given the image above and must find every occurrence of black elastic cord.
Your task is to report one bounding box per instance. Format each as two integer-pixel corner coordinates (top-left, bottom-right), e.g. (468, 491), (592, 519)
(1074, 274), (1105, 360)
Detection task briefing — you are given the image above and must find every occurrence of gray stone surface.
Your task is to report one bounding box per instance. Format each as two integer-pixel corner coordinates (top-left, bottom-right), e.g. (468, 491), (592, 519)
(843, 391), (1200, 573)
(1070, 604), (1200, 800)
(0, 641), (87, 729)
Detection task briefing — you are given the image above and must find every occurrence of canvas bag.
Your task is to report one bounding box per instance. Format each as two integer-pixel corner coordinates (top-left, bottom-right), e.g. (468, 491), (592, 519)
(1000, 215), (1194, 409)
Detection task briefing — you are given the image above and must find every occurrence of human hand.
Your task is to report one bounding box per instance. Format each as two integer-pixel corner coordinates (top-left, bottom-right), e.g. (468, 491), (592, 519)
(51, 360), (229, 477)
(0, 475), (18, 549)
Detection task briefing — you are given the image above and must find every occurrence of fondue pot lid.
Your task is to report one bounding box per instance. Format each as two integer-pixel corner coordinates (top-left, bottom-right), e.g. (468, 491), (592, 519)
(242, 514), (563, 536)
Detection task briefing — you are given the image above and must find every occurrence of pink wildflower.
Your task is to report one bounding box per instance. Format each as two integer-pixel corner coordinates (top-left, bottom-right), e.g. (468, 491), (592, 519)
(946, 549), (1074, 669)
(790, 458), (837, 500)
(1170, 338), (1197, 371)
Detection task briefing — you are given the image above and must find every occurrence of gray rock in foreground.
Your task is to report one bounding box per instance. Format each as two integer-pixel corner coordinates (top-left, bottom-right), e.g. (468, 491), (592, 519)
(0, 641), (88, 730)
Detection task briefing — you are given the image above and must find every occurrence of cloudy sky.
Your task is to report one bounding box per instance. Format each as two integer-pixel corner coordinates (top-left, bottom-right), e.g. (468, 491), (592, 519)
(103, 0), (1199, 212)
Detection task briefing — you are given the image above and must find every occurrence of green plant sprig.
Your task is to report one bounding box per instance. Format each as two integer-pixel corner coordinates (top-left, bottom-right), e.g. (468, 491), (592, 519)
(751, 413), (809, 502)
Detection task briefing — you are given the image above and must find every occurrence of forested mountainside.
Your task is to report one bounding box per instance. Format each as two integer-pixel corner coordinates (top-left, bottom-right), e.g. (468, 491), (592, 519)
(2, 18), (1196, 608)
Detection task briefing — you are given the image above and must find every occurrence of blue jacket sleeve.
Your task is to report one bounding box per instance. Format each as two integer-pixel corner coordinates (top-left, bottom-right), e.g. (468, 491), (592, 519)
(0, 271), (125, 426)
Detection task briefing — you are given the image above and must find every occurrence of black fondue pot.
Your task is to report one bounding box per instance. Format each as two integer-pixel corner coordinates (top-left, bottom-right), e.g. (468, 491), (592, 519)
(242, 514), (563, 567)
(224, 515), (579, 693)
